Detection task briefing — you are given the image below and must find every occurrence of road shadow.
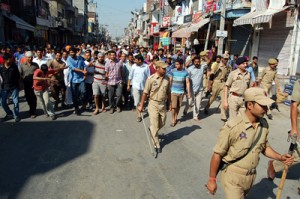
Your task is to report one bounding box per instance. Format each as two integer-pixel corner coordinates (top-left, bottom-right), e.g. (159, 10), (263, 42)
(246, 178), (277, 199)
(246, 164), (300, 199)
(160, 125), (201, 149)
(0, 120), (94, 198)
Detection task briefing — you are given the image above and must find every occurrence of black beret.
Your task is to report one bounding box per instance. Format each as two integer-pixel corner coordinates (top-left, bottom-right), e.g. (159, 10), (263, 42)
(236, 57), (247, 65)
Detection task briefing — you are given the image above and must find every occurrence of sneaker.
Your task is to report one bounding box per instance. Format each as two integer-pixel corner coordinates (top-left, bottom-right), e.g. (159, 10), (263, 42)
(136, 117), (142, 122)
(15, 117), (21, 123)
(116, 107), (121, 113)
(30, 115), (36, 119)
(51, 115), (57, 120)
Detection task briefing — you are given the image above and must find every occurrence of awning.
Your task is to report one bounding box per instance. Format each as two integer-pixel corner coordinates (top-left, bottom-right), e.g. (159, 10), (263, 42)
(189, 18), (210, 33)
(233, 6), (289, 26)
(171, 27), (191, 38)
(3, 13), (35, 32)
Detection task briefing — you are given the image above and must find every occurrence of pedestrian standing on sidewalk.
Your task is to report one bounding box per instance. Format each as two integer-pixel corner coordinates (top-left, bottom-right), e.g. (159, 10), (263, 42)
(0, 53), (21, 122)
(223, 57), (251, 120)
(169, 59), (191, 126)
(138, 61), (171, 153)
(267, 78), (300, 182)
(128, 54), (150, 122)
(105, 50), (125, 114)
(33, 64), (57, 120)
(258, 58), (281, 120)
(206, 87), (294, 198)
(19, 51), (39, 118)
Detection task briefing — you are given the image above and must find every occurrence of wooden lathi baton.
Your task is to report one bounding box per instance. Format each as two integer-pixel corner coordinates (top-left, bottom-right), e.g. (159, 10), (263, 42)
(276, 134), (297, 199)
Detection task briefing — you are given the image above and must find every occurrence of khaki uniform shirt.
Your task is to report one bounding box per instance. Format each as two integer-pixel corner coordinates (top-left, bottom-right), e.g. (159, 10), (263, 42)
(214, 112), (270, 170)
(225, 69), (251, 95)
(213, 64), (231, 81)
(211, 62), (221, 73)
(259, 66), (277, 86)
(143, 73), (170, 102)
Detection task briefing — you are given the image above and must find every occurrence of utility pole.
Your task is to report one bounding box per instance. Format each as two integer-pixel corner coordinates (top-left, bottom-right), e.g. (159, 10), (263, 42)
(217, 0), (226, 55)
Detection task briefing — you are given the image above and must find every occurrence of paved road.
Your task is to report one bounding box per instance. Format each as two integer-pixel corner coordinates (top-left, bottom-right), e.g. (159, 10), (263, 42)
(0, 95), (299, 199)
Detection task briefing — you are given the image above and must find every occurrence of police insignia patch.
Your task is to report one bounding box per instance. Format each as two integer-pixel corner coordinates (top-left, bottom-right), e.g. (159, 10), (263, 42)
(239, 132), (247, 140)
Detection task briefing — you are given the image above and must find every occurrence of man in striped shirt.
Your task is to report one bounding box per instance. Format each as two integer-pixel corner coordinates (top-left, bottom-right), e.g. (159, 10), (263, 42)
(93, 53), (107, 115)
(169, 59), (191, 126)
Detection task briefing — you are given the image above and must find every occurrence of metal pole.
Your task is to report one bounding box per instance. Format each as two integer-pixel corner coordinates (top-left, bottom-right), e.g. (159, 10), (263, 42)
(217, 0), (226, 55)
(204, 18), (211, 51)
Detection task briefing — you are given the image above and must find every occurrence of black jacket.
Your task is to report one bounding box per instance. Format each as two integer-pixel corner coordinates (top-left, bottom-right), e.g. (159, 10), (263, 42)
(0, 64), (20, 90)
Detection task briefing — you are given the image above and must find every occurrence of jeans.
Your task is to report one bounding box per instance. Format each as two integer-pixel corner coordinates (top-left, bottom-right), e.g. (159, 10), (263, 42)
(24, 80), (37, 115)
(85, 83), (93, 105)
(71, 81), (86, 109)
(34, 90), (55, 116)
(1, 88), (19, 118)
(108, 83), (123, 109)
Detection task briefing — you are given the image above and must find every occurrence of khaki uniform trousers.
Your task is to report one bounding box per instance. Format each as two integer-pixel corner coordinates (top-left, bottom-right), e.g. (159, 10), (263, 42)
(228, 94), (245, 120)
(261, 83), (273, 115)
(205, 80), (227, 120)
(221, 165), (256, 199)
(148, 100), (167, 148)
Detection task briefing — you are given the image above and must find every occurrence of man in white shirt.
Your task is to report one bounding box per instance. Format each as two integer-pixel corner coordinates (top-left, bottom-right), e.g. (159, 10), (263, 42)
(33, 48), (49, 68)
(128, 54), (150, 122)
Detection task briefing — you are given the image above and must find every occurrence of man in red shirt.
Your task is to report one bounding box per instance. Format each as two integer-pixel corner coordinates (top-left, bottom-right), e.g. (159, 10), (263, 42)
(33, 64), (57, 120)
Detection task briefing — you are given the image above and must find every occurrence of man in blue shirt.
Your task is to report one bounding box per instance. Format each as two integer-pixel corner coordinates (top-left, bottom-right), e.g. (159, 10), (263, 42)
(67, 47), (87, 115)
(184, 56), (207, 121)
(169, 59), (191, 126)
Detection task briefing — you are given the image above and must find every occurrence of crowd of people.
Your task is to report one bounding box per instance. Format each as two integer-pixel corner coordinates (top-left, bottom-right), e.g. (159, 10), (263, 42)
(0, 42), (299, 198)
(0, 42), (268, 123)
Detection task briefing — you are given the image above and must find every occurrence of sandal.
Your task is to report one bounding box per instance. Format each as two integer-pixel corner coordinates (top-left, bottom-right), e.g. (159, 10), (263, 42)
(170, 122), (177, 127)
(101, 108), (106, 113)
(93, 110), (99, 115)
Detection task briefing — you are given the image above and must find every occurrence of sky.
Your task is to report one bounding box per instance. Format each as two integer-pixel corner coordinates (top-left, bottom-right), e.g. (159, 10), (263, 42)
(95, 0), (146, 39)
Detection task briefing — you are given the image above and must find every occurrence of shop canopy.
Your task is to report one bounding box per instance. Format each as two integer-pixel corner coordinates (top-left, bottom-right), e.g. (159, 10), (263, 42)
(189, 18), (210, 33)
(3, 13), (35, 32)
(172, 26), (191, 38)
(234, 0), (289, 27)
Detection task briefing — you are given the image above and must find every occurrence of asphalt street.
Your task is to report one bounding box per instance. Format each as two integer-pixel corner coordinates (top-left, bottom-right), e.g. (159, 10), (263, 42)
(0, 94), (299, 199)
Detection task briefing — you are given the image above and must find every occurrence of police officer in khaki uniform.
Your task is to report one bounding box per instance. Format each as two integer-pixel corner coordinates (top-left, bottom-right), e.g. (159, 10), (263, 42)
(138, 61), (171, 153)
(224, 57), (251, 119)
(200, 51), (209, 92)
(206, 87), (294, 198)
(205, 54), (231, 121)
(259, 58), (281, 120)
(267, 79), (300, 182)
